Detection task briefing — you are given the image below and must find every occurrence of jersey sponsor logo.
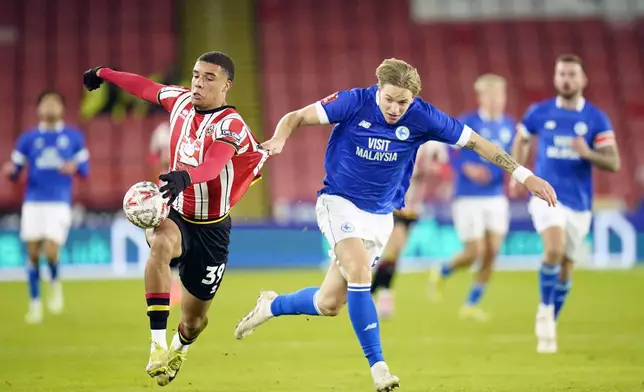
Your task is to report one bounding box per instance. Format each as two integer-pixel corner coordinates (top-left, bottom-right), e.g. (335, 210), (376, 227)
(358, 120), (371, 129)
(35, 147), (64, 169)
(321, 91), (339, 105)
(574, 121), (588, 136)
(395, 126), (410, 141)
(355, 137), (399, 162)
(177, 135), (203, 168)
(546, 135), (581, 160)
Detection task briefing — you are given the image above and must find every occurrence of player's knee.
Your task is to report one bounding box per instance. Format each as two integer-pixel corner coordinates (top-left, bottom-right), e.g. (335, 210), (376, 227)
(180, 314), (208, 337)
(543, 247), (565, 264)
(315, 294), (345, 317)
(149, 232), (177, 263)
(559, 258), (573, 280)
(463, 241), (484, 264)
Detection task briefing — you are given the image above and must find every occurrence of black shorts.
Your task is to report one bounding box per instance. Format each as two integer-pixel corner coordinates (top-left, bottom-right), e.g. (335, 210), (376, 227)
(167, 208), (231, 301)
(393, 209), (419, 230)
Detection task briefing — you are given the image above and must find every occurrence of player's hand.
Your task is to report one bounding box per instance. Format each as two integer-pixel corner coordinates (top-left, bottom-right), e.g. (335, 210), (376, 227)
(83, 66), (106, 91)
(59, 162), (77, 175)
(159, 170), (192, 206)
(508, 178), (523, 198)
(2, 162), (17, 180)
(571, 136), (591, 158)
(524, 175), (557, 207)
(260, 137), (286, 156)
(462, 162), (491, 184)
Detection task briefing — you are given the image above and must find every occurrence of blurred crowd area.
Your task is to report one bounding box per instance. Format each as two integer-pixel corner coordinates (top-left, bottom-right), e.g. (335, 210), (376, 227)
(2, 0), (644, 220)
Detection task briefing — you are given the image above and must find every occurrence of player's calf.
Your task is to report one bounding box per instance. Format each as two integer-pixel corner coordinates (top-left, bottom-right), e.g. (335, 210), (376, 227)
(25, 241), (43, 324)
(44, 240), (63, 314)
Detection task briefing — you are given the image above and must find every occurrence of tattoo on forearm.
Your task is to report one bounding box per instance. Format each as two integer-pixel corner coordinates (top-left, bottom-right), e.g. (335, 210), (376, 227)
(464, 140), (476, 150)
(492, 147), (519, 172)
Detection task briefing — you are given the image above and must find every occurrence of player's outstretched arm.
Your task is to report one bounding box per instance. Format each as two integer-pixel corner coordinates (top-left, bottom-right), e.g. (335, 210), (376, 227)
(261, 104), (322, 155)
(464, 131), (558, 207)
(83, 67), (165, 104)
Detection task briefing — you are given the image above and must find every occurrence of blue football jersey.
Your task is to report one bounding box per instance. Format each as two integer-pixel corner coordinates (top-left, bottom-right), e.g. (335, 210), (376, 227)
(11, 123), (90, 204)
(315, 85), (470, 214)
(449, 110), (515, 197)
(518, 97), (614, 211)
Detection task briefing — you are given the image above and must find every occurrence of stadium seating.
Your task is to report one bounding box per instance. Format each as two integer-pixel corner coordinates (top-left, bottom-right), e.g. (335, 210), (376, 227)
(258, 0), (643, 208)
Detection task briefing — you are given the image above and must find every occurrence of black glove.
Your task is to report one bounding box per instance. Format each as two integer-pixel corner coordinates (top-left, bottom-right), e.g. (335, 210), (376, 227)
(159, 170), (192, 205)
(83, 66), (106, 91)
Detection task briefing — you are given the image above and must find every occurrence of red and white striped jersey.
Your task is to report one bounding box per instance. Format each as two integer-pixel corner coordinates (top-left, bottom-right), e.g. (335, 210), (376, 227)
(158, 86), (268, 222)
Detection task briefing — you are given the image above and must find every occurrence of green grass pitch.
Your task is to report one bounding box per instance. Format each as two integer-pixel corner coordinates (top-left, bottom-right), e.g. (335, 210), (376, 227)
(1, 268), (643, 391)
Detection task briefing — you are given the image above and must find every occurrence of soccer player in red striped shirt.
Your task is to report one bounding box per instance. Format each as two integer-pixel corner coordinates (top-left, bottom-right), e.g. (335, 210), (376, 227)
(84, 52), (268, 385)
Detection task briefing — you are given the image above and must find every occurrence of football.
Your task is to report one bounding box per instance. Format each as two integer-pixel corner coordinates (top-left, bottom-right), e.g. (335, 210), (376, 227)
(122, 181), (170, 229)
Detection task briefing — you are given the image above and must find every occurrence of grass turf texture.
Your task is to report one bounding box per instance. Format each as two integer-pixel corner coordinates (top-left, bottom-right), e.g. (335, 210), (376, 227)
(1, 268), (643, 391)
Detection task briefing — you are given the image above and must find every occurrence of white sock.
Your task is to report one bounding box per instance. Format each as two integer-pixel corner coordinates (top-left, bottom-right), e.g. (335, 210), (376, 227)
(151, 329), (167, 350)
(171, 332), (190, 353)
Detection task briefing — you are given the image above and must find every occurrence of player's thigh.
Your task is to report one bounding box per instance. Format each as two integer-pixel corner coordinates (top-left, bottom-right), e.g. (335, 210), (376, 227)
(316, 194), (371, 269)
(42, 203), (72, 249)
(334, 237), (372, 281)
(482, 230), (503, 263)
(43, 240), (61, 261)
(563, 207), (592, 263)
(25, 240), (43, 264)
(482, 196), (510, 241)
(317, 259), (348, 313)
(20, 202), (45, 243)
(528, 197), (567, 259)
(146, 211), (184, 260)
(452, 198), (486, 242)
(176, 216), (231, 303)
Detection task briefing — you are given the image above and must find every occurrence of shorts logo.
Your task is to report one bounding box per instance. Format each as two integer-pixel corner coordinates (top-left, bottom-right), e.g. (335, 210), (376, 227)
(395, 126), (410, 141)
(340, 222), (355, 233)
(321, 91), (339, 105)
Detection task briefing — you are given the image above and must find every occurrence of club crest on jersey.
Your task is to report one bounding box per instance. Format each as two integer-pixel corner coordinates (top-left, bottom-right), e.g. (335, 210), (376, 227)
(574, 121), (588, 136)
(56, 135), (69, 149)
(479, 128), (491, 139)
(340, 222), (355, 233)
(545, 120), (556, 130)
(321, 91), (339, 105)
(206, 125), (216, 136)
(395, 126), (410, 141)
(499, 127), (512, 144)
(34, 137), (44, 149)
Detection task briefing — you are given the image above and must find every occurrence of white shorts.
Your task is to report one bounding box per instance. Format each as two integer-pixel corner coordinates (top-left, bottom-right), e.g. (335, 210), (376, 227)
(528, 197), (592, 261)
(20, 202), (72, 245)
(452, 196), (510, 241)
(316, 194), (394, 272)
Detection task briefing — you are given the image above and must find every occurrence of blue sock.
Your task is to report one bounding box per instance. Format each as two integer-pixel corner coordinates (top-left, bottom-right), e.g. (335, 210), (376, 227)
(441, 264), (453, 278)
(270, 287), (321, 316)
(48, 262), (59, 282)
(539, 264), (560, 306)
(466, 283), (485, 306)
(347, 283), (384, 367)
(554, 280), (571, 320)
(28, 265), (40, 300)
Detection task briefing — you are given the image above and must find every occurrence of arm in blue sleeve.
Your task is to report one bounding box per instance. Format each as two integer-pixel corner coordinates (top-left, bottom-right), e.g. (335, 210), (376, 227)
(72, 133), (90, 177)
(9, 133), (30, 180)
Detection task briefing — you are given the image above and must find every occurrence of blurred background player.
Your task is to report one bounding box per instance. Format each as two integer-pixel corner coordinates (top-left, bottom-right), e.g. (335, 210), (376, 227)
(428, 74), (515, 321)
(511, 55), (621, 353)
(371, 140), (449, 319)
(233, 58), (556, 392)
(147, 121), (182, 306)
(84, 51), (268, 384)
(2, 90), (90, 324)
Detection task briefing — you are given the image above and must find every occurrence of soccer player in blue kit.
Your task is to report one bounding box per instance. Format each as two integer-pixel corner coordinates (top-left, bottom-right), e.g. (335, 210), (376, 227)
(428, 74), (515, 321)
(511, 55), (621, 354)
(234, 58), (557, 391)
(3, 90), (90, 324)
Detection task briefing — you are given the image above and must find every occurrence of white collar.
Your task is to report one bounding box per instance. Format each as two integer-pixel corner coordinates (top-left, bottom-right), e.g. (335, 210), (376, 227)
(556, 96), (585, 112)
(38, 121), (65, 132)
(477, 109), (503, 122)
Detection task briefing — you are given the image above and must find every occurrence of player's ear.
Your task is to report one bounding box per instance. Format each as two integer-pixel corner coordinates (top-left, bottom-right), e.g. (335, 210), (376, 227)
(222, 80), (232, 93)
